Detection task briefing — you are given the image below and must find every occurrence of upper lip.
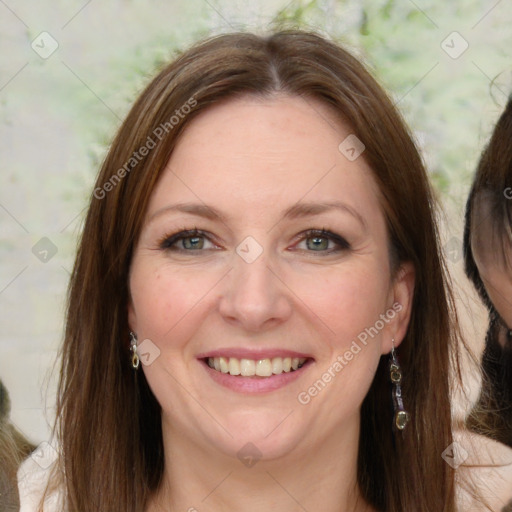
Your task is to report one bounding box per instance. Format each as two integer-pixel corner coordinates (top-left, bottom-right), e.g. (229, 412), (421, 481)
(197, 348), (314, 360)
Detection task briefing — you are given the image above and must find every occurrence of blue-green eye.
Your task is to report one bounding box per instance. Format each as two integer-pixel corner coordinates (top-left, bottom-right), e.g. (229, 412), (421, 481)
(182, 235), (204, 250)
(159, 229), (215, 251)
(306, 236), (329, 251)
(158, 228), (349, 254)
(296, 229), (350, 253)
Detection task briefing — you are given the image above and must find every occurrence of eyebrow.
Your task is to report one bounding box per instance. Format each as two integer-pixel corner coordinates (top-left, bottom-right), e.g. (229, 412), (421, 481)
(147, 201), (367, 230)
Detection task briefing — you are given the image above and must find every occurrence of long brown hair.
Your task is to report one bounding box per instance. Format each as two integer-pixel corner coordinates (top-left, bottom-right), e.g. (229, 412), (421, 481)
(50, 30), (461, 511)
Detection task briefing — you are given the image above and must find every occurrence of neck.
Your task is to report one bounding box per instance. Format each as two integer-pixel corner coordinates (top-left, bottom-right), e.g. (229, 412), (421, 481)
(148, 414), (374, 512)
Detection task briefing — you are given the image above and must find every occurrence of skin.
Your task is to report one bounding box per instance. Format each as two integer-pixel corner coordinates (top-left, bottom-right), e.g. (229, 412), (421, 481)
(468, 197), (512, 509)
(477, 259), (512, 345)
(128, 95), (415, 512)
(471, 200), (512, 344)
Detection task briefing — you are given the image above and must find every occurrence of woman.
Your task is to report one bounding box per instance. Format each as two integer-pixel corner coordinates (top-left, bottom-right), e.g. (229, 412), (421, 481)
(17, 30), (510, 511)
(464, 97), (512, 449)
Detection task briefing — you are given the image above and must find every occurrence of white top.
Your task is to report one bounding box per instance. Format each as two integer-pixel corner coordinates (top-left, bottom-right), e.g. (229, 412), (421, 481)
(18, 434), (512, 511)
(17, 442), (63, 512)
(454, 430), (512, 511)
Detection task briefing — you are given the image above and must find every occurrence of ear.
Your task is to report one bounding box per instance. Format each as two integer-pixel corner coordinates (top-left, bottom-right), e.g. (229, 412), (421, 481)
(381, 261), (415, 354)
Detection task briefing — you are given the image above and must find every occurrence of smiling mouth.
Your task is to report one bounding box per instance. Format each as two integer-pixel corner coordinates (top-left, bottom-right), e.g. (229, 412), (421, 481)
(206, 356), (309, 377)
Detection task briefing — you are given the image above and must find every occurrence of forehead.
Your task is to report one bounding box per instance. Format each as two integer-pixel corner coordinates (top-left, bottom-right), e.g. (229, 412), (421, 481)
(148, 94), (384, 226)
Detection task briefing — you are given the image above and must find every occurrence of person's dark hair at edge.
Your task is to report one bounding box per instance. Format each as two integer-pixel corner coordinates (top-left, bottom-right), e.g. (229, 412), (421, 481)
(464, 97), (512, 448)
(47, 30), (467, 511)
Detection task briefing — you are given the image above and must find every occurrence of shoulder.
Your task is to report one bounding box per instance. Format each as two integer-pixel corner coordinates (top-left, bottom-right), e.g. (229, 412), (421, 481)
(454, 429), (512, 511)
(17, 442), (64, 512)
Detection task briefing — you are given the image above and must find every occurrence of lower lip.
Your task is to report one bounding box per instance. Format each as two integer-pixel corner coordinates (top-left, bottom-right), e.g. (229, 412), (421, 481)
(199, 359), (313, 394)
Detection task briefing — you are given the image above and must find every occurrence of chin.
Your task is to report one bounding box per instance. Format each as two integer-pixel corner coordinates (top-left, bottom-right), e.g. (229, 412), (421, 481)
(205, 410), (306, 462)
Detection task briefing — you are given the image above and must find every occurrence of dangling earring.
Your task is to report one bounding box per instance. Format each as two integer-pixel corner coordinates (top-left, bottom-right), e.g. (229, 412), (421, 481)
(389, 339), (409, 431)
(130, 331), (140, 370)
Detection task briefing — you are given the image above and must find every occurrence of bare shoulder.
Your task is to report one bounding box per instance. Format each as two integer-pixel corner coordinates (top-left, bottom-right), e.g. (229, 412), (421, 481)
(454, 429), (512, 511)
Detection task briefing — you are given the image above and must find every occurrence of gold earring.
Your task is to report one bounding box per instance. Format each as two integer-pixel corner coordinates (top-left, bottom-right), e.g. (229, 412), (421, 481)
(389, 339), (409, 431)
(130, 332), (140, 370)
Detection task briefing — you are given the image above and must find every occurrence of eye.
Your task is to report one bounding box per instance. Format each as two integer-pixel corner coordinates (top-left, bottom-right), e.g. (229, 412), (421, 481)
(293, 229), (350, 253)
(159, 229), (218, 251)
(158, 228), (349, 254)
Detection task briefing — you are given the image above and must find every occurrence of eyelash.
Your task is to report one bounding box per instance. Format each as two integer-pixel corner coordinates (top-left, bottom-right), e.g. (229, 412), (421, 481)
(158, 228), (351, 254)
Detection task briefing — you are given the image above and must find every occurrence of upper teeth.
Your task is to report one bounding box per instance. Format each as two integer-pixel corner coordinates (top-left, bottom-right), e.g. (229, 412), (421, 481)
(208, 357), (307, 377)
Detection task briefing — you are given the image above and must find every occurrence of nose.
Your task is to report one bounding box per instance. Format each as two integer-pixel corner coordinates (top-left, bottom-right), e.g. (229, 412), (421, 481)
(218, 248), (293, 332)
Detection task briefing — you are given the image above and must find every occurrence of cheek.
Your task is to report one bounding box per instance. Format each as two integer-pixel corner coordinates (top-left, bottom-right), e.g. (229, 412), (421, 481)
(130, 266), (221, 395)
(479, 266), (512, 326)
(299, 269), (387, 412)
(291, 263), (390, 343)
(129, 262), (218, 343)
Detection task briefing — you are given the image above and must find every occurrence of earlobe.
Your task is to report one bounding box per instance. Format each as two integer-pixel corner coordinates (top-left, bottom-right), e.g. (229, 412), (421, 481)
(383, 262), (415, 353)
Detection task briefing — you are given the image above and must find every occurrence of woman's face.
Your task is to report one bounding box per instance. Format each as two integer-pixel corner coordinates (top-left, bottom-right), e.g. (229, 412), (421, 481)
(128, 95), (414, 461)
(477, 258), (512, 338)
(471, 201), (512, 342)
